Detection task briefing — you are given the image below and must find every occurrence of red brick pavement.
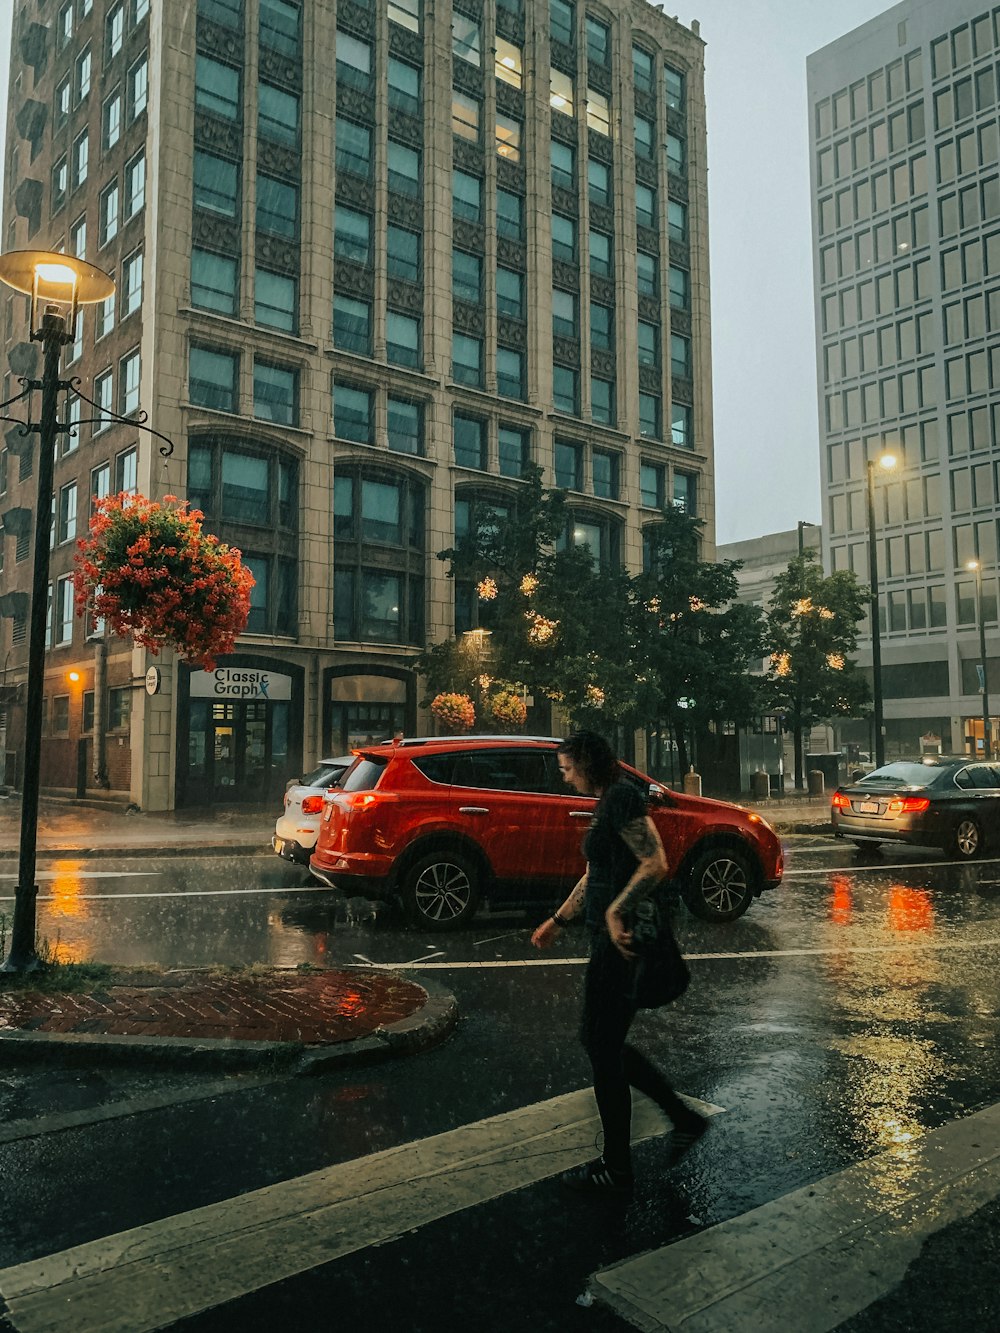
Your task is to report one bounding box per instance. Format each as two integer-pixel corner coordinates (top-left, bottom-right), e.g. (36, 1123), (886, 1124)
(0, 971), (428, 1045)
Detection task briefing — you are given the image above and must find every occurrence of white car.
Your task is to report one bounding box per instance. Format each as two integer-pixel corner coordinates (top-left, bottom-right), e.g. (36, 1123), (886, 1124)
(272, 757), (353, 865)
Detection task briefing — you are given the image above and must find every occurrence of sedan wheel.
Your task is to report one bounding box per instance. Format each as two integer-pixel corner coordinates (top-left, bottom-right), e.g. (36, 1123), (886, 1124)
(951, 818), (983, 860)
(401, 850), (480, 930)
(682, 846), (755, 922)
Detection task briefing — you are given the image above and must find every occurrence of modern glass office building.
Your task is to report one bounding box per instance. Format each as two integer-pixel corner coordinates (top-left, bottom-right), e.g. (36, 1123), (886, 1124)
(1, 0), (713, 807)
(809, 0), (1000, 759)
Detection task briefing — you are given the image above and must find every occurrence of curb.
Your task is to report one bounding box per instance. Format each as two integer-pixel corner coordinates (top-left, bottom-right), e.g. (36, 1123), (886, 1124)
(774, 821), (834, 835)
(0, 973), (458, 1074)
(0, 844), (276, 861)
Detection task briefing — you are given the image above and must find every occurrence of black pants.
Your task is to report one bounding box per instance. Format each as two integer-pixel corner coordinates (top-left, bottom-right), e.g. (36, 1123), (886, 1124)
(579, 933), (693, 1173)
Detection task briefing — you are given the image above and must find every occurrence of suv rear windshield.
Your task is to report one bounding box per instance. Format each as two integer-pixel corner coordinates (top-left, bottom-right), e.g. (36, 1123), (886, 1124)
(341, 757), (388, 791)
(859, 763), (947, 787)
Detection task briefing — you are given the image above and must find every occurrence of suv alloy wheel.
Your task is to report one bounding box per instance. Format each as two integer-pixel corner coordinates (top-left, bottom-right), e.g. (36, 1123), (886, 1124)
(401, 848), (481, 928)
(681, 845), (756, 922)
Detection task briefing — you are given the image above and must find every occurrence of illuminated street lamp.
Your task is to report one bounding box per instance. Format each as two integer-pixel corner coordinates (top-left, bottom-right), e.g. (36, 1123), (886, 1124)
(0, 250), (115, 972)
(966, 559), (992, 760)
(866, 452), (897, 769)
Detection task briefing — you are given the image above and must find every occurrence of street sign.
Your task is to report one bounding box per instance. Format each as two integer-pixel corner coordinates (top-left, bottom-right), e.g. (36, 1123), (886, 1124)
(145, 666), (162, 696)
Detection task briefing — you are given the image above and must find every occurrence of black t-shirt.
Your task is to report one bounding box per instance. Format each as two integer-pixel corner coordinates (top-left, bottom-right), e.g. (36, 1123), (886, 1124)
(583, 779), (647, 931)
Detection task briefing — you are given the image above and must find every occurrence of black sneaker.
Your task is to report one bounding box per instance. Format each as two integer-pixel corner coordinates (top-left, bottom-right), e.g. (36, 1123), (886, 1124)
(664, 1114), (709, 1168)
(561, 1157), (634, 1198)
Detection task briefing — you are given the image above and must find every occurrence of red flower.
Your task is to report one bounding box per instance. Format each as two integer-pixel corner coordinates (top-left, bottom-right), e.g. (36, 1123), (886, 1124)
(74, 493), (254, 670)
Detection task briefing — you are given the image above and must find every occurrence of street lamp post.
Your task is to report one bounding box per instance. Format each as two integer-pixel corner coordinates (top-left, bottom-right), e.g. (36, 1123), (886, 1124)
(0, 251), (115, 972)
(797, 519), (819, 559)
(967, 559), (992, 760)
(866, 453), (897, 770)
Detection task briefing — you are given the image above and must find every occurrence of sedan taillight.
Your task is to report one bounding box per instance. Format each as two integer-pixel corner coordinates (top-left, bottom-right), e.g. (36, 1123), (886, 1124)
(831, 792), (851, 809)
(300, 795), (324, 814)
(888, 796), (930, 814)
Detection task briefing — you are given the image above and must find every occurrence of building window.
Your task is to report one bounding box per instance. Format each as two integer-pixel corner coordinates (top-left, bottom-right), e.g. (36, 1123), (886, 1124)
(261, 0), (301, 56)
(76, 47), (92, 102)
(109, 686), (130, 731)
(592, 449), (619, 500)
(94, 371), (113, 433)
(550, 0), (574, 46)
(96, 291), (115, 340)
(552, 214), (576, 262)
(641, 461), (665, 508)
(496, 114), (522, 162)
(193, 151), (239, 217)
(635, 115), (654, 160)
(121, 249), (143, 318)
(259, 83), (299, 145)
(56, 577), (74, 644)
(591, 376), (615, 425)
(125, 150), (145, 217)
(73, 130), (89, 189)
(389, 0), (420, 33)
(588, 158), (610, 207)
(335, 205), (371, 264)
(633, 46), (655, 94)
(639, 392), (661, 439)
(115, 445), (137, 493)
(454, 413), (487, 469)
(333, 472), (425, 646)
(102, 90), (122, 150)
(333, 295), (371, 354)
(637, 251), (657, 297)
(386, 225), (420, 281)
(129, 55), (148, 120)
(591, 302), (613, 350)
(257, 174), (298, 238)
(106, 2), (125, 59)
(589, 229), (612, 279)
(190, 344), (238, 412)
(453, 249), (482, 303)
(673, 470), (696, 512)
(671, 402), (692, 448)
(550, 69), (574, 117)
(499, 426), (529, 478)
(636, 183), (656, 229)
(388, 398), (422, 456)
(453, 170), (482, 222)
(553, 288), (577, 338)
(496, 347), (525, 399)
(58, 482), (78, 544)
(386, 311), (421, 368)
(191, 249), (238, 315)
(255, 267), (297, 333)
(497, 188), (524, 239)
(668, 264), (690, 309)
(586, 89), (610, 135)
(453, 12), (481, 65)
(496, 38), (523, 89)
(638, 320), (659, 369)
(60, 3), (73, 48)
(666, 132), (686, 174)
(586, 16), (609, 66)
(551, 140), (575, 191)
(336, 30), (372, 90)
(559, 511), (620, 569)
(332, 381), (373, 444)
(336, 118), (372, 178)
(497, 266), (524, 318)
(553, 365), (579, 415)
(665, 64), (685, 112)
(456, 91), (482, 141)
(555, 439), (583, 490)
(452, 332), (483, 388)
(196, 56), (240, 120)
(120, 350), (141, 416)
(388, 141), (421, 197)
(52, 157), (68, 212)
(254, 361), (298, 425)
(388, 58), (421, 115)
(671, 332), (691, 378)
(56, 77), (71, 127)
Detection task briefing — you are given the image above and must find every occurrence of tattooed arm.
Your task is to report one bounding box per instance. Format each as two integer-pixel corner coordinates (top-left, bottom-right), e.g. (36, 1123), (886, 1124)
(530, 871), (587, 949)
(606, 817), (668, 958)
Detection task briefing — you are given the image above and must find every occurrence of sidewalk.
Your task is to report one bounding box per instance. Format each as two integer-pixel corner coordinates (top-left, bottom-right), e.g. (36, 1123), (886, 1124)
(0, 966), (457, 1074)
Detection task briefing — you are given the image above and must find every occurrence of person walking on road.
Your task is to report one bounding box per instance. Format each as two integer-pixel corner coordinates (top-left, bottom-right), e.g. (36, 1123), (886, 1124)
(531, 731), (707, 1196)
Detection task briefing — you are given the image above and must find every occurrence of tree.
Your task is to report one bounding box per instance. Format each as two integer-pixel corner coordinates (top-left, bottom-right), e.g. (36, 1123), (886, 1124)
(764, 553), (870, 789)
(633, 508), (766, 773)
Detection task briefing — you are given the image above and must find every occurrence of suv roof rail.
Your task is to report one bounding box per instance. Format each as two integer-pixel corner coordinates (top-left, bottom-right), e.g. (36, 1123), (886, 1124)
(387, 734), (563, 747)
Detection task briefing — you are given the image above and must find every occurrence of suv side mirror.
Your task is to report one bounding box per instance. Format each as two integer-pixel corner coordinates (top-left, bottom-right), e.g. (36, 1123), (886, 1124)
(648, 783), (670, 805)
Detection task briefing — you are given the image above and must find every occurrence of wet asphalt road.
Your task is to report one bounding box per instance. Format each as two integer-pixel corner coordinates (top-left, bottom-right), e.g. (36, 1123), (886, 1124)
(0, 834), (999, 1330)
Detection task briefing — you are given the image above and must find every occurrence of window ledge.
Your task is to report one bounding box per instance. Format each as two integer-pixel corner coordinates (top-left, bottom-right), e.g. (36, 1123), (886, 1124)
(179, 307), (320, 353)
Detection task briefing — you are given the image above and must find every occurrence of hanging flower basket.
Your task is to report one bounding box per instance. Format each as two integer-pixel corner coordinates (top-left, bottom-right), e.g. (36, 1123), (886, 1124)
(74, 493), (255, 671)
(431, 692), (476, 734)
(486, 688), (527, 733)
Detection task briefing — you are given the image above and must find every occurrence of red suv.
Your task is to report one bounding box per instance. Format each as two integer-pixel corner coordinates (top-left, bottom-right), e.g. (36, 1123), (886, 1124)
(310, 737), (783, 929)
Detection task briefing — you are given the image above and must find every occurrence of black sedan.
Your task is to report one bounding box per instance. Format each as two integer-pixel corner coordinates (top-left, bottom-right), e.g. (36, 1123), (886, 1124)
(832, 758), (1000, 859)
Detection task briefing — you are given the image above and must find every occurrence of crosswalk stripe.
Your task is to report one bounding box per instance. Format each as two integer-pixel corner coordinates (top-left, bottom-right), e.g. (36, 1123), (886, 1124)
(0, 1088), (724, 1333)
(591, 1099), (1000, 1333)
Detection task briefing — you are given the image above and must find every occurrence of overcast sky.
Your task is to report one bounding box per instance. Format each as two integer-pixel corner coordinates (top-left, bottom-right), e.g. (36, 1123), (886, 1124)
(0, 1), (895, 542)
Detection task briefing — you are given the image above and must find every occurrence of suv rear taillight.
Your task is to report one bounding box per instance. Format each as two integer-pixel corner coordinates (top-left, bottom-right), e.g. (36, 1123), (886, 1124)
(300, 795), (324, 814)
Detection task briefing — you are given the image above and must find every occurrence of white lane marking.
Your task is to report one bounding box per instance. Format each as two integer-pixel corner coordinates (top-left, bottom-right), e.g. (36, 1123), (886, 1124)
(0, 871), (164, 882)
(0, 884), (339, 904)
(0, 1087), (724, 1333)
(785, 857), (1000, 876)
(355, 934), (1000, 970)
(591, 1100), (1000, 1333)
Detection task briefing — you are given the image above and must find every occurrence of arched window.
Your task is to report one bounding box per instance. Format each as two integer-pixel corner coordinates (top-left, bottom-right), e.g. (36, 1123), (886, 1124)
(558, 508), (622, 570)
(333, 466), (425, 644)
(187, 433), (298, 636)
(453, 486), (518, 633)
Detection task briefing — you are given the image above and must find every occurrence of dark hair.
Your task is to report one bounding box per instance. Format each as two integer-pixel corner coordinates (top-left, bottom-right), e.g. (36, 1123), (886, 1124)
(557, 731), (620, 791)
